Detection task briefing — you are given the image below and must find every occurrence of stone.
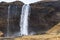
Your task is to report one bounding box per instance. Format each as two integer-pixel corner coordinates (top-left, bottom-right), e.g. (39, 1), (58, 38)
(0, 1), (60, 37)
(30, 1), (60, 34)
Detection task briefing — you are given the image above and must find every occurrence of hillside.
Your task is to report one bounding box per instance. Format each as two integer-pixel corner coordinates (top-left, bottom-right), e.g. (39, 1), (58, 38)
(0, 1), (60, 36)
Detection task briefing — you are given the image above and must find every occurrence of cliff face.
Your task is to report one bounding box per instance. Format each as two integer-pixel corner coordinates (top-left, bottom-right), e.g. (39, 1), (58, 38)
(30, 1), (60, 34)
(0, 1), (24, 36)
(0, 1), (60, 37)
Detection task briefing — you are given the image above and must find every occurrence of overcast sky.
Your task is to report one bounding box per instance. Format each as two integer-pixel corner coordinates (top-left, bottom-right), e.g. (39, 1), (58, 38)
(0, 0), (42, 4)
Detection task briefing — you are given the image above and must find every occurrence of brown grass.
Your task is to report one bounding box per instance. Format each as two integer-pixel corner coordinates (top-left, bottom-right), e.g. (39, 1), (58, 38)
(14, 35), (60, 40)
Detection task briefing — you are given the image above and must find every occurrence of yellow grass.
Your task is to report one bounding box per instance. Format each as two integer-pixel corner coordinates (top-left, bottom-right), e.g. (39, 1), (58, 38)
(46, 23), (60, 34)
(14, 35), (60, 40)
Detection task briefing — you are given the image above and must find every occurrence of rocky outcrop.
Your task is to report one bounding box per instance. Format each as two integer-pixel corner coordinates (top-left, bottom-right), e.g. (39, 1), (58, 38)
(30, 1), (60, 34)
(0, 1), (60, 37)
(0, 1), (24, 36)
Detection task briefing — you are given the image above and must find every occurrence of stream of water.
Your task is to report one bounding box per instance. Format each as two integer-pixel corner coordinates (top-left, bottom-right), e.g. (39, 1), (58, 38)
(7, 5), (11, 37)
(20, 4), (30, 36)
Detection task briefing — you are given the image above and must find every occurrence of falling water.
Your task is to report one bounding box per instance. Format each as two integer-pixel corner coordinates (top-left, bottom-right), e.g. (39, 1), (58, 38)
(6, 5), (10, 37)
(20, 4), (30, 36)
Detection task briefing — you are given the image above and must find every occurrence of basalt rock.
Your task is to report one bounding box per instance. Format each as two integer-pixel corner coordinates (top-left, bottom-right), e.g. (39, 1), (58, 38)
(0, 1), (24, 36)
(30, 1), (60, 34)
(0, 1), (60, 37)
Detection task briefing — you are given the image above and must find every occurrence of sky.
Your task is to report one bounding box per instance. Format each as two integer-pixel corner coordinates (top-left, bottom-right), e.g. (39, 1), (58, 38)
(0, 0), (42, 4)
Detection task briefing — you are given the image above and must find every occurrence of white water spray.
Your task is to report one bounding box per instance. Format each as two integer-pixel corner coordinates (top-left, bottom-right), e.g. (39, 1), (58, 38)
(20, 4), (30, 36)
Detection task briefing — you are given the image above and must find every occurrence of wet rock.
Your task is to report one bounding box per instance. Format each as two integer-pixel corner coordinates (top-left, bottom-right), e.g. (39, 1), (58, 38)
(0, 1), (24, 37)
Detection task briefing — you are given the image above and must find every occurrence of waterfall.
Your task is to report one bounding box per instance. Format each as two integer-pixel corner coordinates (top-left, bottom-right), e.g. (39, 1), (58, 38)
(20, 4), (30, 36)
(6, 5), (10, 37)
(6, 4), (30, 37)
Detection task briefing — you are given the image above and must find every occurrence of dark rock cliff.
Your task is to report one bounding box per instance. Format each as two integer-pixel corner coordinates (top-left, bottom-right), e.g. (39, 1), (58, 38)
(0, 1), (24, 36)
(0, 1), (60, 37)
(30, 1), (60, 34)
